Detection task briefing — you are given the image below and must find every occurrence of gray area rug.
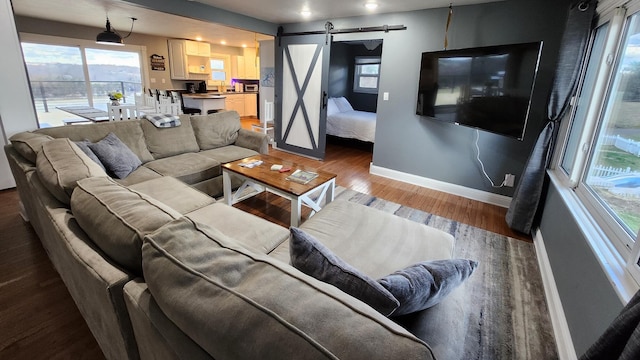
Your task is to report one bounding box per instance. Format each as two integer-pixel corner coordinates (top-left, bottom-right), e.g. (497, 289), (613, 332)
(333, 187), (559, 360)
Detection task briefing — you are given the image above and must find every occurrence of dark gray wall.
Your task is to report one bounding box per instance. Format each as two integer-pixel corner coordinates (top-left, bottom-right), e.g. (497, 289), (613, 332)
(329, 42), (382, 113)
(282, 0), (570, 197)
(539, 182), (624, 356)
(328, 43), (351, 98)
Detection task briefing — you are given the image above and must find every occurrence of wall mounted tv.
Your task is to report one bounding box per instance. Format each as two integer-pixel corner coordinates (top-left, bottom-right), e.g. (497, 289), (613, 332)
(416, 41), (542, 140)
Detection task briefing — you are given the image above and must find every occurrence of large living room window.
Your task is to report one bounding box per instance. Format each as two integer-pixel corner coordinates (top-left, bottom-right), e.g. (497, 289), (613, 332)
(554, 1), (640, 286)
(20, 34), (146, 127)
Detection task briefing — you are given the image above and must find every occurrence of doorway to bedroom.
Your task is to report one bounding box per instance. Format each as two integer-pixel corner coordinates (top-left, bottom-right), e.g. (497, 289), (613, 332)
(327, 39), (383, 151)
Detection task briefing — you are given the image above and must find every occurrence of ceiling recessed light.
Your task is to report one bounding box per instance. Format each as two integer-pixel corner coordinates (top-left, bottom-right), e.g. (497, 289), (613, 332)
(365, 2), (378, 10)
(220, 40), (226, 45)
(301, 10), (311, 17)
(242, 44), (247, 48)
(195, 36), (202, 41)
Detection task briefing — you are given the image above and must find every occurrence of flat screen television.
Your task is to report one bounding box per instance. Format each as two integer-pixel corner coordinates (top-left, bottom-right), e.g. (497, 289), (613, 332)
(416, 41), (543, 140)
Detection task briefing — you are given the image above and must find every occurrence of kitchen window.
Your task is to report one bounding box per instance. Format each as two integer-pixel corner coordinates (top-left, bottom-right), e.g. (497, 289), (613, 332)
(555, 2), (640, 286)
(353, 56), (381, 94)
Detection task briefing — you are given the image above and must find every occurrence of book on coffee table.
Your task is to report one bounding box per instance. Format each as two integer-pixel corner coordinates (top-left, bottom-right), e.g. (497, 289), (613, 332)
(286, 169), (318, 184)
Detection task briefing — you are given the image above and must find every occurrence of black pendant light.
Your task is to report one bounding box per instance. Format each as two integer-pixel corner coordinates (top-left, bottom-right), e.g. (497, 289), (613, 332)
(96, 17), (137, 46)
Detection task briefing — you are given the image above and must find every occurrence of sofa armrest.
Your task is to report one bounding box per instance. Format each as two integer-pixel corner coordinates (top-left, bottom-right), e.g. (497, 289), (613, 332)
(235, 129), (268, 154)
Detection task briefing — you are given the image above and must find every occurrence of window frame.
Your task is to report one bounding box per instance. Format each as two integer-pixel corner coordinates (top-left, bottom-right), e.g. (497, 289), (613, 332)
(19, 32), (149, 108)
(552, 2), (640, 300)
(209, 53), (231, 86)
(353, 56), (381, 94)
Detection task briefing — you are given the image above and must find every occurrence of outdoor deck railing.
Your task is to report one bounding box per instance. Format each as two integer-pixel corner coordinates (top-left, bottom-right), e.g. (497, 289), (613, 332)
(30, 80), (141, 112)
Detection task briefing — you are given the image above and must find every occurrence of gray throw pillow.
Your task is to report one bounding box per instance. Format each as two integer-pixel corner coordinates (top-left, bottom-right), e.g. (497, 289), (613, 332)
(74, 140), (105, 170)
(289, 227), (400, 316)
(88, 132), (142, 179)
(378, 259), (478, 316)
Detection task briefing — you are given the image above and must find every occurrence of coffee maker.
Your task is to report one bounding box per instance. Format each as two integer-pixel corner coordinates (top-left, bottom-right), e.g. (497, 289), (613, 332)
(196, 81), (207, 93)
(186, 83), (196, 93)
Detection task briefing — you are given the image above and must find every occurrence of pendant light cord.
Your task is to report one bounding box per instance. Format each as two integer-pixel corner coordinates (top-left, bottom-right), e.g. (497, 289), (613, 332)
(444, 3), (453, 50)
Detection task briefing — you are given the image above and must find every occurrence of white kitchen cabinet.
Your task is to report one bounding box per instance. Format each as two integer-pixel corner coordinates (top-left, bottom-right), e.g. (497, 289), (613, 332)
(230, 49), (260, 80)
(225, 94), (245, 116)
(185, 40), (210, 57)
(244, 93), (257, 117)
(168, 39), (188, 80)
(168, 39), (211, 80)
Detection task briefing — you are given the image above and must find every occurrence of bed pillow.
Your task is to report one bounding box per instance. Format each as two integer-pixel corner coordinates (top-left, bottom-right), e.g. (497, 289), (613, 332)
(327, 98), (339, 116)
(88, 132), (142, 179)
(289, 227), (399, 316)
(334, 97), (354, 113)
(378, 259), (478, 316)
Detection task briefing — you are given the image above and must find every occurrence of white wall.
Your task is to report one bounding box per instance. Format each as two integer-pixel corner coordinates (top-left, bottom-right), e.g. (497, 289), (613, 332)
(0, 0), (38, 189)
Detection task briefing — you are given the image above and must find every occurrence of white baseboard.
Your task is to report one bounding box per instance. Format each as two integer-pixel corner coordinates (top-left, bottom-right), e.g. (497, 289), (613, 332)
(369, 164), (512, 208)
(533, 228), (577, 360)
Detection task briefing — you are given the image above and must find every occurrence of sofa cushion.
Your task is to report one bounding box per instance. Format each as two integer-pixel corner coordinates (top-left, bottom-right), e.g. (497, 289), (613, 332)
(9, 132), (53, 163)
(140, 115), (200, 159)
(190, 110), (241, 150)
(36, 138), (108, 205)
(88, 133), (142, 179)
(186, 203), (289, 254)
(378, 259), (478, 316)
(142, 217), (435, 360)
(114, 166), (163, 187)
(143, 153), (220, 184)
(271, 200), (456, 279)
(198, 145), (258, 164)
(36, 120), (154, 163)
(289, 227), (399, 316)
(129, 176), (215, 215)
(71, 177), (181, 275)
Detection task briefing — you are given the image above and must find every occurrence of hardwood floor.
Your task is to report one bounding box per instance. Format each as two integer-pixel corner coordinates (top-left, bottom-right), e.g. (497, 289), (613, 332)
(0, 189), (104, 359)
(0, 125), (529, 358)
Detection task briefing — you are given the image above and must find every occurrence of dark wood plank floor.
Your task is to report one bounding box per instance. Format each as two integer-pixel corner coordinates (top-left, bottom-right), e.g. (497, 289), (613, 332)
(0, 126), (529, 359)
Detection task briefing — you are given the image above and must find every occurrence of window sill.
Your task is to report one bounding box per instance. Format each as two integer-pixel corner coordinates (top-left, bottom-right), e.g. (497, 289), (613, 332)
(547, 170), (639, 303)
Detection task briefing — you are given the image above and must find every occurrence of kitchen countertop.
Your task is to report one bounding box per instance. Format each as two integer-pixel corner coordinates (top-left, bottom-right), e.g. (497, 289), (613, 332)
(184, 91), (258, 96)
(182, 93), (226, 99)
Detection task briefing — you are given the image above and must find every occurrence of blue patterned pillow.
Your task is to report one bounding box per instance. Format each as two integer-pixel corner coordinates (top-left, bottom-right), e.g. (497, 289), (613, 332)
(378, 259), (478, 316)
(88, 132), (142, 179)
(289, 227), (400, 316)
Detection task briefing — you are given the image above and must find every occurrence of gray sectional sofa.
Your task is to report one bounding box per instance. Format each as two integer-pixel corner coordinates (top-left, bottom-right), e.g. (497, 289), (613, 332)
(5, 110), (469, 360)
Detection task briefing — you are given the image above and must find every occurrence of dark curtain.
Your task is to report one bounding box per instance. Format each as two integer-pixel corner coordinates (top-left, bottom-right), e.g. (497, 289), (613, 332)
(580, 289), (640, 360)
(505, 0), (596, 233)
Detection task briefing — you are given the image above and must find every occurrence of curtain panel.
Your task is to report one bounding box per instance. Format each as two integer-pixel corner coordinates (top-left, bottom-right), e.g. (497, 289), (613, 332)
(505, 0), (596, 234)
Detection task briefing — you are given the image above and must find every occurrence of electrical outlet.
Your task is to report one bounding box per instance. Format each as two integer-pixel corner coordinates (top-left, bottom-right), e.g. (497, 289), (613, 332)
(504, 174), (515, 187)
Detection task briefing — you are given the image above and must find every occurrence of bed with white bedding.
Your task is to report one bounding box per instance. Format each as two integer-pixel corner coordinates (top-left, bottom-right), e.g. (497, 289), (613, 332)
(326, 97), (376, 143)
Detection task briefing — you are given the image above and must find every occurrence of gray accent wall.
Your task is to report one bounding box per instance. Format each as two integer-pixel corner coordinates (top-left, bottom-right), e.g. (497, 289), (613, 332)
(539, 181), (624, 356)
(282, 0), (570, 197)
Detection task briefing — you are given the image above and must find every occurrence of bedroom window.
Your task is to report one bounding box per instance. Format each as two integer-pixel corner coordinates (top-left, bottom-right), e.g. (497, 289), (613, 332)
(554, 3), (640, 284)
(353, 56), (381, 94)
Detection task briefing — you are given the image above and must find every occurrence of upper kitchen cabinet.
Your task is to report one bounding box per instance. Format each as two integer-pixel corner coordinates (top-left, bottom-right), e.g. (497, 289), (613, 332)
(185, 41), (210, 57)
(168, 39), (211, 80)
(231, 48), (260, 80)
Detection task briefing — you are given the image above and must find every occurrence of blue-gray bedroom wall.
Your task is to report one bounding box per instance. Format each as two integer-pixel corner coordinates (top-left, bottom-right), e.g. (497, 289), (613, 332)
(281, 0), (571, 197)
(539, 182), (624, 356)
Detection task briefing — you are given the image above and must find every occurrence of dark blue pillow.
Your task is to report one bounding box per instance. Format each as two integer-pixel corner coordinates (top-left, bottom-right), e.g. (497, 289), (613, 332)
(88, 133), (141, 179)
(74, 140), (105, 170)
(378, 259), (478, 316)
